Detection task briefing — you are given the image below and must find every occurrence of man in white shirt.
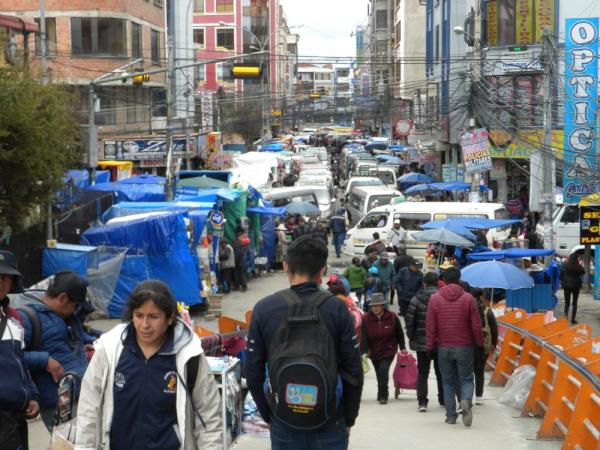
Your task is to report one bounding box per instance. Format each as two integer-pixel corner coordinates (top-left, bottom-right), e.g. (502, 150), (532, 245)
(388, 219), (407, 254)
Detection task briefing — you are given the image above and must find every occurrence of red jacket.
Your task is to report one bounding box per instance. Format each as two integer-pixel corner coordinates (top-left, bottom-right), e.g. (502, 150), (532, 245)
(363, 310), (406, 360)
(426, 284), (483, 350)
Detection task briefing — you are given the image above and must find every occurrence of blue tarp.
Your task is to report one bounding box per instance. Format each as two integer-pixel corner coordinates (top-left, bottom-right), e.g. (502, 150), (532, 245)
(175, 187), (241, 203)
(365, 142), (388, 151)
(102, 201), (214, 223)
(119, 174), (165, 184)
(260, 214), (276, 267)
(42, 244), (99, 278)
(179, 170), (232, 182)
(422, 218), (521, 230)
(506, 285), (555, 312)
(431, 182), (490, 193)
(81, 212), (202, 316)
(65, 170), (111, 188)
(389, 145), (408, 152)
(262, 143), (285, 152)
(467, 248), (556, 260)
(247, 206), (286, 216)
(87, 181), (166, 202)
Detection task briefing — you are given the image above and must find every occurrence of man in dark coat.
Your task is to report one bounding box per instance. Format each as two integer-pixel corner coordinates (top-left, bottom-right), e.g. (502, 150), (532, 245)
(405, 272), (444, 411)
(330, 208), (347, 258)
(394, 257), (423, 316)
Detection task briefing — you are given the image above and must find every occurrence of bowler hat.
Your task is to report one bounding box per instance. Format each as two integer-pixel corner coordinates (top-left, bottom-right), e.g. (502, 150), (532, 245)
(0, 251), (24, 293)
(370, 293), (388, 306)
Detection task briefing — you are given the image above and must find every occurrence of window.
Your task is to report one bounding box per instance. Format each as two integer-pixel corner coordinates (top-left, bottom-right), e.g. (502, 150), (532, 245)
(71, 18), (126, 56)
(193, 28), (205, 48)
(131, 22), (142, 58)
(151, 30), (160, 64)
(358, 212), (389, 229)
(34, 17), (57, 56)
(151, 88), (166, 117)
(560, 206), (579, 224)
(154, 0), (163, 7)
(376, 39), (387, 56)
(395, 20), (401, 44)
(368, 195), (394, 211)
(435, 24), (439, 61)
(197, 65), (205, 81)
(95, 88), (116, 125)
(393, 213), (430, 231)
(126, 88), (138, 124)
(216, 0), (233, 13)
(376, 10), (387, 29)
(216, 63), (232, 81)
(216, 29), (234, 50)
(194, 0), (204, 12)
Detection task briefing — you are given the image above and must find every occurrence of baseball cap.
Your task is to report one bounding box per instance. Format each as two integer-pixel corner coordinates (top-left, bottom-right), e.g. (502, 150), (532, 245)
(0, 250), (24, 293)
(47, 270), (89, 305)
(393, 219), (401, 224)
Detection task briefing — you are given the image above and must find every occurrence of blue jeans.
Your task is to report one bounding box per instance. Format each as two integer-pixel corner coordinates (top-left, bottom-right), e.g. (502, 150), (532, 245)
(333, 232), (346, 257)
(270, 418), (349, 450)
(437, 346), (474, 418)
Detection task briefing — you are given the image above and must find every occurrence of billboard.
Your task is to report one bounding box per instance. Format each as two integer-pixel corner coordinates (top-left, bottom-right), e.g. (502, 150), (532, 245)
(580, 206), (600, 245)
(103, 138), (188, 161)
(563, 18), (598, 203)
(460, 128), (493, 173)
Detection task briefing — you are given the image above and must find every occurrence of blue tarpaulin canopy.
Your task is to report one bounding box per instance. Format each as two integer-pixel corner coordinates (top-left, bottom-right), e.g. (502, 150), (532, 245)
(42, 243), (99, 277)
(398, 172), (435, 183)
(365, 142), (388, 151)
(467, 248), (555, 261)
(175, 187), (242, 203)
(389, 145), (408, 153)
(247, 206), (286, 216)
(87, 181), (166, 202)
(102, 201), (214, 223)
(262, 143), (285, 152)
(120, 174), (165, 184)
(431, 181), (490, 192)
(65, 170), (111, 188)
(422, 218), (520, 230)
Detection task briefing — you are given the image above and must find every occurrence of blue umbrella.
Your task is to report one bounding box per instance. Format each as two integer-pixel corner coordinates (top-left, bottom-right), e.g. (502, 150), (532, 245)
(398, 172), (434, 183)
(461, 261), (534, 289)
(404, 183), (439, 195)
(413, 228), (475, 247)
(419, 221), (477, 239)
(431, 181), (490, 193)
(467, 248), (555, 261)
(365, 142), (388, 151)
(285, 201), (321, 215)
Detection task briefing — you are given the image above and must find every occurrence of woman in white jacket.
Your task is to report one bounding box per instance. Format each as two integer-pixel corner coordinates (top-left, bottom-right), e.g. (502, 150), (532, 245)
(75, 280), (222, 450)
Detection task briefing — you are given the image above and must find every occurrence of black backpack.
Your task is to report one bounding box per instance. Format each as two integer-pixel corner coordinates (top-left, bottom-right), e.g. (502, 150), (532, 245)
(267, 289), (338, 430)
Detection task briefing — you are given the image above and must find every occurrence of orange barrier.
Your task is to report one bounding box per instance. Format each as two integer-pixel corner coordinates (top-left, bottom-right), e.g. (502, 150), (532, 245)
(245, 310), (253, 327)
(494, 312), (600, 448)
(195, 326), (216, 337)
(218, 316), (248, 335)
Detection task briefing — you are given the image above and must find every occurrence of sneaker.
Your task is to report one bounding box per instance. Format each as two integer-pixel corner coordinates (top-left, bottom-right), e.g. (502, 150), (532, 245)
(475, 397), (483, 405)
(445, 416), (457, 425)
(378, 398), (388, 405)
(571, 319), (578, 325)
(460, 400), (473, 427)
(418, 404), (427, 412)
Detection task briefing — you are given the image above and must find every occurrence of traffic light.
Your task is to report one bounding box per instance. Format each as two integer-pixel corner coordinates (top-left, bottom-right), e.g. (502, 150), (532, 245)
(309, 92), (321, 99)
(132, 74), (150, 85)
(230, 64), (262, 79)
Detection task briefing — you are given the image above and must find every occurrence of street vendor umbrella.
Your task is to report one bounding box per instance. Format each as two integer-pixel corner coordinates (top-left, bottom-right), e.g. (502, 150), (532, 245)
(398, 172), (434, 184)
(461, 260), (534, 290)
(404, 183), (439, 196)
(285, 201), (320, 215)
(419, 221), (477, 239)
(413, 228), (475, 247)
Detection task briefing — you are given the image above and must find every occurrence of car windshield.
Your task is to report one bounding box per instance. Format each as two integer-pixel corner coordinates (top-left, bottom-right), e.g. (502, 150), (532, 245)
(367, 195), (394, 211)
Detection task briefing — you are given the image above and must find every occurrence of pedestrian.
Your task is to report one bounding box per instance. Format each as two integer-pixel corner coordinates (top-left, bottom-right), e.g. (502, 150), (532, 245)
(364, 266), (381, 312)
(0, 251), (40, 450)
(285, 214), (298, 233)
(470, 288), (498, 405)
(343, 257), (368, 304)
(327, 275), (364, 346)
(218, 239), (235, 293)
(388, 219), (407, 255)
(361, 248), (378, 271)
(17, 270), (93, 430)
(560, 253), (585, 324)
(311, 221), (329, 246)
(405, 272), (444, 412)
(330, 208), (347, 258)
(246, 236), (364, 450)
(393, 248), (413, 273)
(426, 267), (483, 427)
(292, 216), (311, 240)
(76, 279), (222, 449)
(395, 257), (423, 316)
(373, 252), (395, 304)
(275, 223), (289, 270)
(365, 232), (386, 255)
(232, 228), (249, 292)
(362, 293), (407, 404)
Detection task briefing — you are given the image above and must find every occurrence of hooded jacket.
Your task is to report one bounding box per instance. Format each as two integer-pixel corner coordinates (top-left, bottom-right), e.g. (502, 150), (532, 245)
(394, 267), (423, 304)
(343, 265), (368, 290)
(373, 259), (394, 292)
(405, 286), (438, 352)
(75, 319), (221, 450)
(426, 284), (483, 350)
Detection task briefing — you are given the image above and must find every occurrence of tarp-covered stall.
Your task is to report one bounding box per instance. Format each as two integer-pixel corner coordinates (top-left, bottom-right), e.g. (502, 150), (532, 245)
(87, 180), (166, 202)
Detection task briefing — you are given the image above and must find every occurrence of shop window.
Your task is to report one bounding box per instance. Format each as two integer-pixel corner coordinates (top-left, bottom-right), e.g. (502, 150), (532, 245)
(71, 18), (127, 56)
(194, 28), (205, 48)
(216, 29), (234, 50)
(131, 22), (142, 59)
(151, 30), (160, 64)
(216, 0), (234, 13)
(34, 17), (57, 56)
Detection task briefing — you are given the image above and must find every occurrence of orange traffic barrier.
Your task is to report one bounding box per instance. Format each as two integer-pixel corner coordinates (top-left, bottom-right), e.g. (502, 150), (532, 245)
(517, 318), (569, 368)
(195, 326), (215, 338)
(522, 324), (592, 417)
(562, 362), (600, 449)
(218, 315), (248, 335)
(245, 310), (253, 327)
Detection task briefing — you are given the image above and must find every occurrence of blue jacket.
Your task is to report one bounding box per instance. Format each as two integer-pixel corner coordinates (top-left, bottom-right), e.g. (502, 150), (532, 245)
(395, 267), (423, 304)
(330, 209), (347, 234)
(19, 300), (94, 408)
(0, 300), (39, 412)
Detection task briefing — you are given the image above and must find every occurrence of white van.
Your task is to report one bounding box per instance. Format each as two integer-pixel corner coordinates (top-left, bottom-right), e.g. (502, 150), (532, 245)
(344, 176), (384, 199)
(346, 185), (400, 227)
(343, 201), (511, 258)
(536, 204), (579, 257)
(264, 185), (334, 221)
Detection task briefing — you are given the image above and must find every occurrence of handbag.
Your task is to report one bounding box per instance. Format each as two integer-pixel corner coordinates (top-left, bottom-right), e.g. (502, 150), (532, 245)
(393, 352), (418, 390)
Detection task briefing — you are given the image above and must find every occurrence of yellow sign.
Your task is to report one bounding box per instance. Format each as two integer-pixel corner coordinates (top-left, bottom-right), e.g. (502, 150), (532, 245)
(487, 0), (498, 46)
(535, 0), (554, 43)
(515, 0), (533, 44)
(489, 130), (563, 159)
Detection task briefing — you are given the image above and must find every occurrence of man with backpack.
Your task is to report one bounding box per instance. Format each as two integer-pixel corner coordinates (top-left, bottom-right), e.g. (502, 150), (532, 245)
(15, 270), (95, 430)
(246, 236), (364, 450)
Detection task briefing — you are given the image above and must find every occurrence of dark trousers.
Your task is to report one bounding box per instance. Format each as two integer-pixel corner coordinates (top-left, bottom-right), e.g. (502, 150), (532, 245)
(390, 288), (395, 305)
(371, 357), (394, 400)
(332, 232), (345, 257)
(398, 299), (410, 316)
(474, 351), (489, 398)
(270, 418), (349, 450)
(437, 346), (474, 418)
(563, 287), (580, 321)
(219, 267), (233, 293)
(416, 351), (444, 406)
(233, 266), (247, 290)
(0, 410), (28, 450)
(351, 288), (363, 303)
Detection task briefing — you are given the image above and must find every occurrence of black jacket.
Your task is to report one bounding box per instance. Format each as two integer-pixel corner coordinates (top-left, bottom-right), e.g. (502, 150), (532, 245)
(561, 263), (585, 290)
(405, 286), (438, 352)
(395, 267), (423, 304)
(246, 283), (364, 427)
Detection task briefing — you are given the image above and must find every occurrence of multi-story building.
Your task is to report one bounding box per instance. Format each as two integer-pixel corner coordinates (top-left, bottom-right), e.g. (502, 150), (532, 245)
(0, 14), (37, 67)
(333, 66), (352, 126)
(296, 63), (334, 124)
(2, 0), (168, 169)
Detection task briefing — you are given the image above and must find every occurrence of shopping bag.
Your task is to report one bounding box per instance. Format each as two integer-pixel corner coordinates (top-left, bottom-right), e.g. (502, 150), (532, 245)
(393, 352), (417, 390)
(50, 420), (75, 450)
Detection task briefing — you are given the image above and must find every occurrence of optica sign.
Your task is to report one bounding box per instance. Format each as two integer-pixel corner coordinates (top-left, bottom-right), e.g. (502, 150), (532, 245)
(564, 18), (598, 203)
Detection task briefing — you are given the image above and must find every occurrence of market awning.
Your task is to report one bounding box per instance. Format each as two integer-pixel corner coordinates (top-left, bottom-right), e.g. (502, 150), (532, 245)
(247, 206), (286, 216)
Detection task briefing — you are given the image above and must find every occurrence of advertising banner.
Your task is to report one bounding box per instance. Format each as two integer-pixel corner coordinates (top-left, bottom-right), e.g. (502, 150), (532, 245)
(580, 206), (600, 245)
(103, 138), (188, 161)
(460, 128), (493, 173)
(535, 0), (555, 43)
(487, 0), (498, 46)
(563, 18), (598, 203)
(515, 0), (533, 44)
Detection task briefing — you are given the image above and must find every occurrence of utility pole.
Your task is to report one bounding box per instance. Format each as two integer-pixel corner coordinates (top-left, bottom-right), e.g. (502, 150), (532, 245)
(39, 0), (47, 85)
(164, 35), (175, 201)
(469, 4), (482, 203)
(541, 30), (555, 252)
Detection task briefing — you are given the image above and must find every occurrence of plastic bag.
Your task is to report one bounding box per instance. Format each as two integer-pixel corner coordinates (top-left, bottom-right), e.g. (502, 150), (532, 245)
(362, 354), (370, 374)
(498, 364), (536, 410)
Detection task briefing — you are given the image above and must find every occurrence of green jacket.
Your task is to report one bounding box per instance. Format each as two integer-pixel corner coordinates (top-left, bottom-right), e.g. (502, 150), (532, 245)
(373, 260), (395, 291)
(343, 265), (368, 290)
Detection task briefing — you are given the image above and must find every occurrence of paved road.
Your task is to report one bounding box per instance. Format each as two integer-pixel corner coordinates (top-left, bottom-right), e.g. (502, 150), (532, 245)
(28, 254), (591, 449)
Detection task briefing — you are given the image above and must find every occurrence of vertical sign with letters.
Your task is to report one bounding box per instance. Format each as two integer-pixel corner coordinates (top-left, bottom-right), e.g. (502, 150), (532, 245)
(563, 18), (598, 203)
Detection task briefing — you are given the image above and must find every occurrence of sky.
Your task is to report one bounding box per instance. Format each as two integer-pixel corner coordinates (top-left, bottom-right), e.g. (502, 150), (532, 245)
(279, 0), (369, 60)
